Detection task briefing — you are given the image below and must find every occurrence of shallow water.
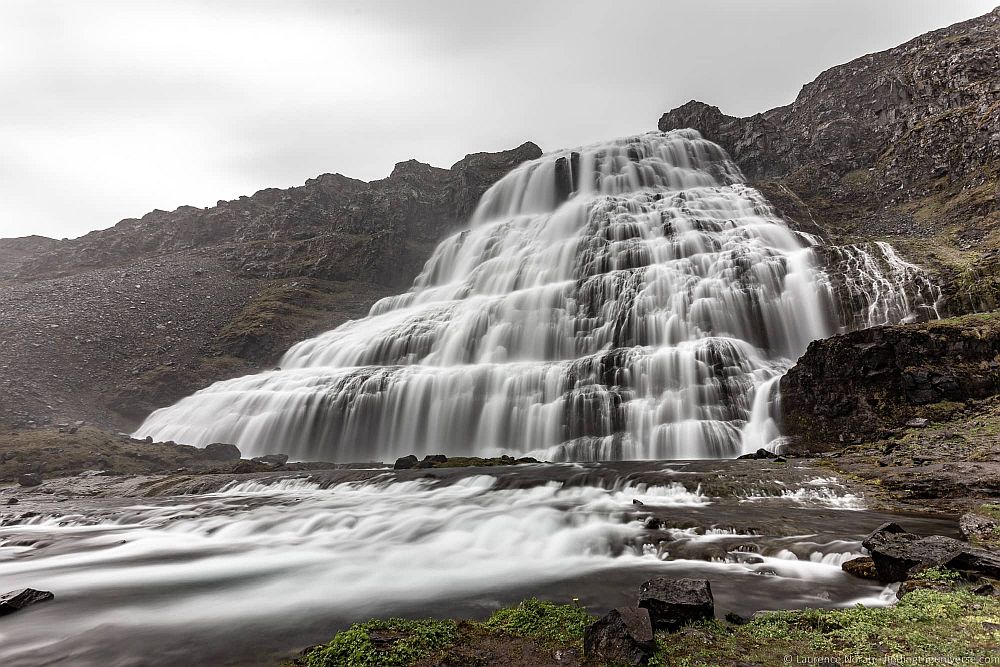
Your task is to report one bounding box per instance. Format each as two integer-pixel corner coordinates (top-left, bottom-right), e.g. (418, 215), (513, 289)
(0, 462), (956, 666)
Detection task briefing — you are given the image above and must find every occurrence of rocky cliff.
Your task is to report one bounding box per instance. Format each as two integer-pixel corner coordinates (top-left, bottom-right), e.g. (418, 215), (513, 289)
(0, 142), (540, 430)
(780, 312), (1000, 450)
(660, 7), (1000, 312)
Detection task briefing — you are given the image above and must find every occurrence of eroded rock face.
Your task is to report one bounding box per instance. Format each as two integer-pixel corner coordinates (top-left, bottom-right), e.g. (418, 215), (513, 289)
(658, 8), (1000, 195)
(637, 577), (714, 631)
(659, 8), (1000, 313)
(583, 607), (656, 666)
(780, 314), (1000, 448)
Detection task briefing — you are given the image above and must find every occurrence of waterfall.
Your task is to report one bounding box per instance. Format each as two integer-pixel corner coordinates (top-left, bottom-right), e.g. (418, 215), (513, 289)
(135, 130), (938, 461)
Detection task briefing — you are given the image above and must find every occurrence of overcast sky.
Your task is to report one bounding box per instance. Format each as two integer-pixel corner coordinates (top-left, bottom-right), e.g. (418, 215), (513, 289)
(1, 0), (996, 240)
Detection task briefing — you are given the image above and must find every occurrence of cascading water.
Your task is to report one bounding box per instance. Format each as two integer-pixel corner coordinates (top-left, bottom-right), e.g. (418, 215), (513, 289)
(135, 130), (938, 462)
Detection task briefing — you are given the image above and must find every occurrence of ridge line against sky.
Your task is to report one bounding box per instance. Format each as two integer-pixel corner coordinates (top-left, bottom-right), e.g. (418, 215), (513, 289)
(1, 0), (996, 240)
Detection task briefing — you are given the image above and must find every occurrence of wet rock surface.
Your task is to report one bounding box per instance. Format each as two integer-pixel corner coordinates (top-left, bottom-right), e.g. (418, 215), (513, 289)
(0, 588), (54, 616)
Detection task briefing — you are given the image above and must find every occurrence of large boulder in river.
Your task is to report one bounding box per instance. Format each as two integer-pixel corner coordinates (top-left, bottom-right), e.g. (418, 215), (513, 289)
(17, 473), (42, 487)
(637, 577), (714, 631)
(203, 442), (241, 461)
(393, 455), (418, 470)
(0, 588), (54, 616)
(863, 522), (1000, 581)
(583, 607), (656, 665)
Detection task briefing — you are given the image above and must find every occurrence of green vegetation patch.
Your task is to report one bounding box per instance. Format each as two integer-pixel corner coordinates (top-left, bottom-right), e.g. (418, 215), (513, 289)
(483, 597), (595, 646)
(302, 618), (458, 667)
(652, 589), (1000, 667)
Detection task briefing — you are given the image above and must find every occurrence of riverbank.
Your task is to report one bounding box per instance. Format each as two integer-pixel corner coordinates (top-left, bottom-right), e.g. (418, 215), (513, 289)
(291, 585), (1000, 667)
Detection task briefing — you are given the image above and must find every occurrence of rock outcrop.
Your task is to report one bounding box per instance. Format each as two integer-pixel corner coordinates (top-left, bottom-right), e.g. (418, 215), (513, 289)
(862, 521), (1000, 582)
(0, 142), (540, 430)
(780, 313), (1000, 448)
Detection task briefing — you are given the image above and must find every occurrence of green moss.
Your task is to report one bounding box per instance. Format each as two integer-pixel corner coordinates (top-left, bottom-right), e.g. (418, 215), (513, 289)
(652, 589), (1000, 667)
(483, 598), (595, 646)
(911, 567), (963, 583)
(303, 618), (458, 667)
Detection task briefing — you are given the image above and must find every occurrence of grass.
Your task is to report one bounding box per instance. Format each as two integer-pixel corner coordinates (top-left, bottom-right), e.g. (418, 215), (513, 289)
(296, 590), (1000, 667)
(302, 618), (458, 667)
(483, 597), (595, 646)
(651, 589), (1000, 667)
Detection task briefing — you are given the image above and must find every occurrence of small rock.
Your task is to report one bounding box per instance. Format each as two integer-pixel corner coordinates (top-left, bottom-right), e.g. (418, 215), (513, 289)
(0, 588), (54, 616)
(18, 473), (42, 487)
(972, 582), (995, 596)
(725, 611), (750, 625)
(959, 513), (999, 545)
(393, 455), (419, 470)
(632, 499), (645, 506)
(2, 452), (14, 462)
(423, 454), (448, 463)
(906, 418), (929, 428)
(252, 454), (289, 466)
(6, 498), (18, 505)
(583, 607), (655, 665)
(643, 516), (662, 530)
(736, 448), (777, 460)
(842, 556), (880, 580)
(203, 442), (241, 461)
(637, 577), (714, 631)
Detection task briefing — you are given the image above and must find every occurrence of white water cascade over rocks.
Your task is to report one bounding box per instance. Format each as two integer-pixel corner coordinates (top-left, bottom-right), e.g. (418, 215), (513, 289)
(135, 130), (940, 461)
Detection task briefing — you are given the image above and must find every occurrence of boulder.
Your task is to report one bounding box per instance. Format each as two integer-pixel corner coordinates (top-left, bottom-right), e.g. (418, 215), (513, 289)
(583, 607), (656, 665)
(414, 454), (448, 469)
(960, 512), (999, 545)
(203, 442), (241, 461)
(736, 448), (777, 460)
(252, 454), (289, 466)
(643, 516), (663, 530)
(393, 455), (419, 470)
(637, 577), (714, 631)
(906, 418), (929, 428)
(18, 473), (42, 487)
(863, 522), (1000, 581)
(0, 588), (54, 616)
(6, 498), (18, 505)
(841, 556), (879, 580)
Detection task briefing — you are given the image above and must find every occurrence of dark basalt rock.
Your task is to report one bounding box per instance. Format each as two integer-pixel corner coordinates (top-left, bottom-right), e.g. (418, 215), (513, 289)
(203, 442), (241, 461)
(863, 522), (1000, 582)
(0, 588), (54, 616)
(780, 315), (1000, 450)
(637, 577), (714, 631)
(393, 455), (419, 470)
(17, 473), (42, 487)
(737, 448), (778, 460)
(583, 607), (656, 666)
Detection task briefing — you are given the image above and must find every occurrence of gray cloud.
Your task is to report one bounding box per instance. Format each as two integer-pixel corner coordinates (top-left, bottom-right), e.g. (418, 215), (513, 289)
(1, 0), (996, 239)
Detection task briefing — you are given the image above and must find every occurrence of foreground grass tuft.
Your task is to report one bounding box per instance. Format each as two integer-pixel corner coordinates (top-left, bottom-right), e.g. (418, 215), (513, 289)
(484, 597), (595, 645)
(303, 618), (457, 667)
